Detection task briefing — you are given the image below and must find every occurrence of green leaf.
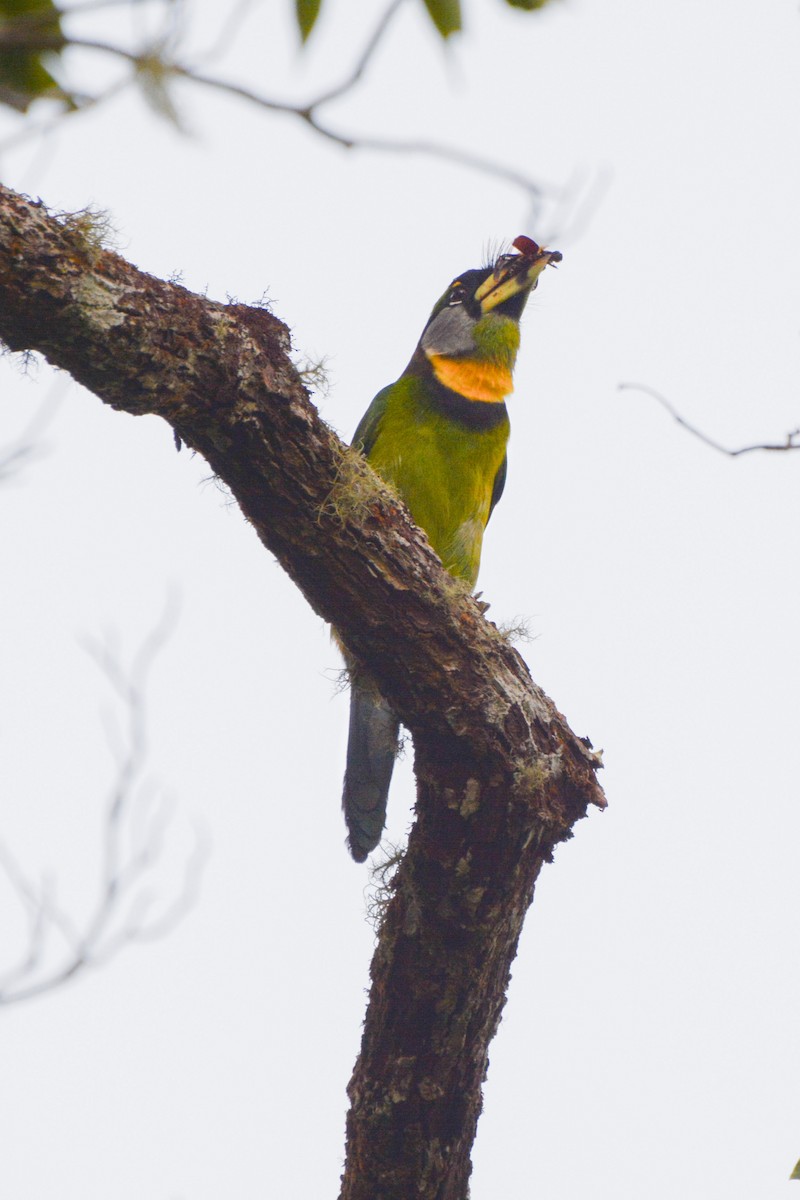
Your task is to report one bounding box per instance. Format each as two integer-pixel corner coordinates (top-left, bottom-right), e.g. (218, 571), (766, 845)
(422, 0), (461, 39)
(0, 0), (56, 13)
(136, 55), (184, 131)
(790, 1157), (800, 1181)
(295, 0), (323, 43)
(503, 0), (552, 10)
(0, 0), (66, 113)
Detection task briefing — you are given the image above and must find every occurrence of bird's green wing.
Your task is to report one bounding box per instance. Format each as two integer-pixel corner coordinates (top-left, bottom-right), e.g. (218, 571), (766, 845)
(352, 384), (392, 456)
(487, 454), (507, 523)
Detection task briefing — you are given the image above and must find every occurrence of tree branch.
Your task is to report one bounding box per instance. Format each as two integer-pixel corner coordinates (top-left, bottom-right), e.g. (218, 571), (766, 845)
(0, 180), (603, 1196)
(0, 377), (62, 481)
(0, 606), (207, 1006)
(0, 1), (553, 216)
(304, 0), (406, 108)
(620, 382), (800, 457)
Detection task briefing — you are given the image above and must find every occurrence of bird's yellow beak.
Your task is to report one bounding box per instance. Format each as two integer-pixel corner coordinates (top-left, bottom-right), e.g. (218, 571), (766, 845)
(474, 237), (562, 314)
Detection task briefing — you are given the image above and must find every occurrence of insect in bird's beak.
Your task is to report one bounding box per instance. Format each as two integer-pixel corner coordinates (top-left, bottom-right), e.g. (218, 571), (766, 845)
(474, 235), (562, 312)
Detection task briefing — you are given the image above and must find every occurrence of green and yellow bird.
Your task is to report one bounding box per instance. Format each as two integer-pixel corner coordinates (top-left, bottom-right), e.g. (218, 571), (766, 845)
(342, 236), (561, 861)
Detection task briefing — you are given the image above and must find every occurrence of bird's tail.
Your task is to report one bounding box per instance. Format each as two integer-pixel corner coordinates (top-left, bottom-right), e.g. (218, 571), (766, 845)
(342, 673), (400, 862)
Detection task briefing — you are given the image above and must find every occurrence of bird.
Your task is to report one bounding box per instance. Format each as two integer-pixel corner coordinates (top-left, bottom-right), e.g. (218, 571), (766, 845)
(342, 236), (561, 862)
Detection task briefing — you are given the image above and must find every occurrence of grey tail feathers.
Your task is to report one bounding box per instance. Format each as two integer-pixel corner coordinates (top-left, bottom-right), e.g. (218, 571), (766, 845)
(342, 675), (400, 862)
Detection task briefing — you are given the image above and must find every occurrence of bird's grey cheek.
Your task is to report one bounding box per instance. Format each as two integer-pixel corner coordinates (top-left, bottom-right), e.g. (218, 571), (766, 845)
(421, 307), (476, 357)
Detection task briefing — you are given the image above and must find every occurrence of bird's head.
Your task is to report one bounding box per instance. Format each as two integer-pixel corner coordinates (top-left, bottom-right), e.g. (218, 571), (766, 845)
(418, 236), (561, 403)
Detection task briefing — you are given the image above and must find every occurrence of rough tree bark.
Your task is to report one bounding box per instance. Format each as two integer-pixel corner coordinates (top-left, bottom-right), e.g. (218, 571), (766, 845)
(0, 181), (604, 1199)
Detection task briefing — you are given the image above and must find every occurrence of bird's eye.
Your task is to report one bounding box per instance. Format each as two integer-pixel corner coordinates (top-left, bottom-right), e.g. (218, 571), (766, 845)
(448, 282), (466, 306)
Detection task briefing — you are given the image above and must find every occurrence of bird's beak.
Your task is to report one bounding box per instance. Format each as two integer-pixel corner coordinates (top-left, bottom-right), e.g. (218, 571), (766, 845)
(474, 237), (562, 314)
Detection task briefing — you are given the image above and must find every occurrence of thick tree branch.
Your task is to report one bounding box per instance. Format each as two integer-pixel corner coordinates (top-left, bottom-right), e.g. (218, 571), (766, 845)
(1, 181), (603, 1198)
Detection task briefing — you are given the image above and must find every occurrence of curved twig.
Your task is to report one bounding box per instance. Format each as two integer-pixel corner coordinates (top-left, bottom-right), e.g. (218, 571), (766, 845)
(620, 382), (800, 457)
(0, 601), (208, 1006)
(0, 375), (65, 481)
(0, 0), (556, 213)
(309, 0), (407, 107)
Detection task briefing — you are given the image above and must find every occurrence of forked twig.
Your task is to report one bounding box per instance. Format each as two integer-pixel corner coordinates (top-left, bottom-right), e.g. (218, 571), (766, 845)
(0, 0), (556, 215)
(0, 603), (209, 1005)
(620, 382), (800, 457)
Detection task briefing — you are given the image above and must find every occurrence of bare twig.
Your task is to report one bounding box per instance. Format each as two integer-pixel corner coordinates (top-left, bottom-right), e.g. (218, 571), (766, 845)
(619, 382), (800, 457)
(0, 0), (556, 214)
(0, 601), (208, 1006)
(192, 0), (260, 67)
(0, 377), (65, 482)
(0, 77), (132, 153)
(309, 0), (406, 107)
(538, 162), (614, 247)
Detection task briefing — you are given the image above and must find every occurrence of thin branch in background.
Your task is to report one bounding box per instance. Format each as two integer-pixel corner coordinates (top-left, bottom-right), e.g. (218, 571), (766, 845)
(0, 75), (131, 156)
(0, 0), (563, 218)
(619, 382), (800, 457)
(340, 131), (549, 224)
(0, 848), (83, 989)
(191, 0), (259, 67)
(0, 375), (66, 482)
(538, 162), (614, 247)
(0, 600), (209, 1006)
(308, 0), (406, 108)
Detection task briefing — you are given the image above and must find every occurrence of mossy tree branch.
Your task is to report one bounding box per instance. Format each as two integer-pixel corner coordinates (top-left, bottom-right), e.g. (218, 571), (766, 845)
(0, 180), (603, 1199)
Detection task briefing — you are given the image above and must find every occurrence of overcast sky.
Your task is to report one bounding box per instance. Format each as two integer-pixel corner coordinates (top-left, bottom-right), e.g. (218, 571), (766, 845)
(2, 0), (799, 1196)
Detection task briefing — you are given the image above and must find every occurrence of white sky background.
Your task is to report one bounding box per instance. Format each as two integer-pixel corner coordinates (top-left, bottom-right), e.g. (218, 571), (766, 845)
(1, 0), (799, 1195)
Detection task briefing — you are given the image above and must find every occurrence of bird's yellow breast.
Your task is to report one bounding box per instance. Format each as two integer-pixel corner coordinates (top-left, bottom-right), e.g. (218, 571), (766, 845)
(365, 376), (509, 586)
